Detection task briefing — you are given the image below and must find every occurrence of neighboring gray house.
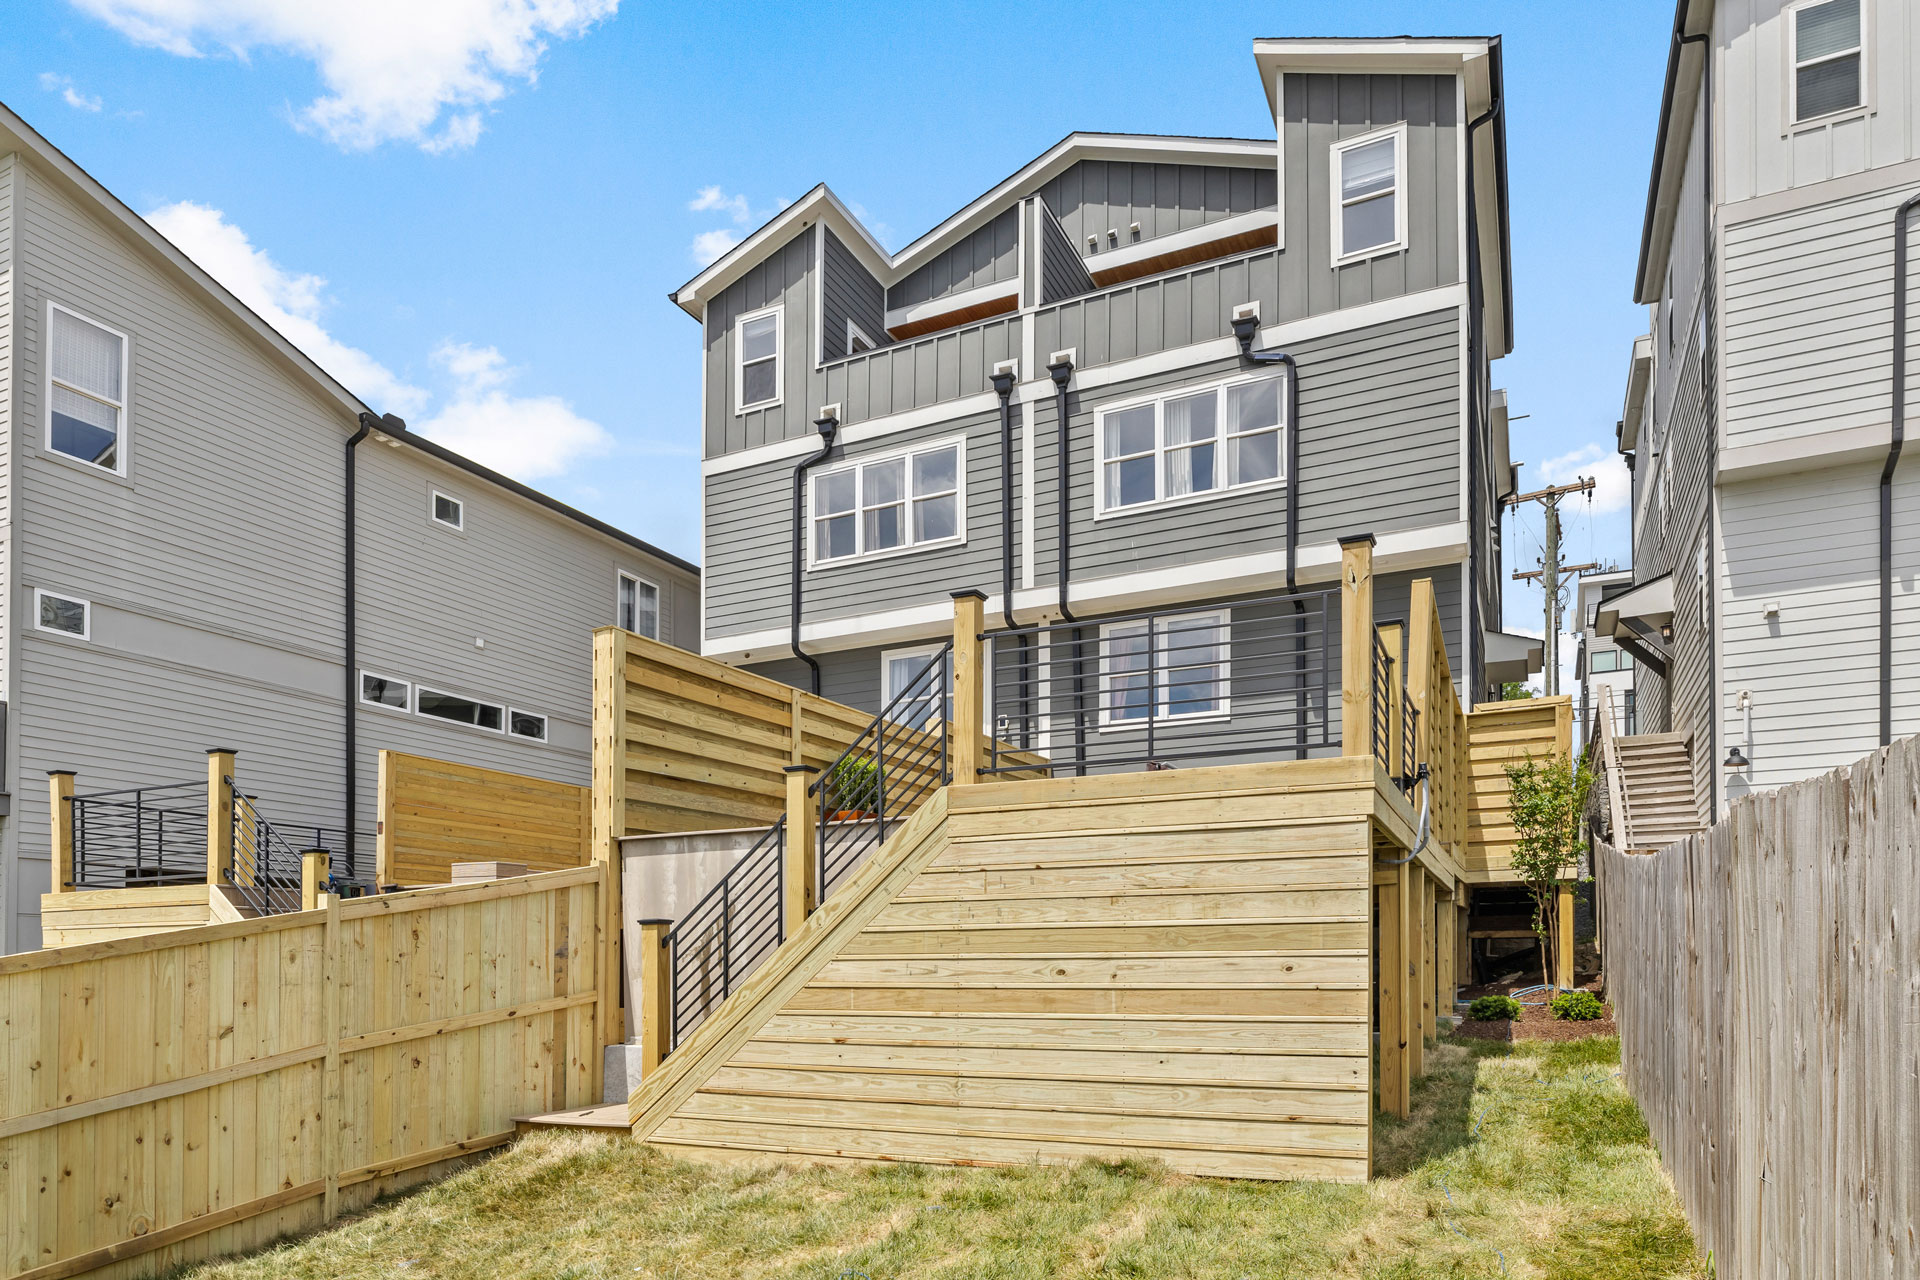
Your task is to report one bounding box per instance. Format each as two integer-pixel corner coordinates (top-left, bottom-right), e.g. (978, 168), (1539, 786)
(1604, 0), (1919, 828)
(0, 101), (699, 951)
(679, 37), (1531, 778)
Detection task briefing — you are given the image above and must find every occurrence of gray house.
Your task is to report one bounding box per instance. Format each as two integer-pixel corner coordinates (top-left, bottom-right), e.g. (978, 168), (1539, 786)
(681, 36), (1531, 770)
(0, 101), (699, 950)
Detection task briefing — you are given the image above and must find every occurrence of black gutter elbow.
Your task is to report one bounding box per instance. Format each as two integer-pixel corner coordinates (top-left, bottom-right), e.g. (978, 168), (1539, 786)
(1231, 313), (1302, 591)
(1046, 357), (1076, 622)
(1884, 194), (1920, 746)
(991, 368), (1018, 632)
(791, 411), (839, 696)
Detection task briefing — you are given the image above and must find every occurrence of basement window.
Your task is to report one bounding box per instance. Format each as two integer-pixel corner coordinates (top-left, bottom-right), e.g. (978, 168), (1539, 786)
(359, 671), (410, 711)
(416, 687), (505, 733)
(508, 709), (549, 742)
(735, 304), (783, 411)
(1792, 0), (1863, 123)
(34, 589), (90, 640)
(1331, 124), (1407, 263)
(431, 490), (463, 530)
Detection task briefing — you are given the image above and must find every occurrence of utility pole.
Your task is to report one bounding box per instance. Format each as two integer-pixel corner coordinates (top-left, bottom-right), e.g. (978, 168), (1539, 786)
(1505, 478), (1596, 696)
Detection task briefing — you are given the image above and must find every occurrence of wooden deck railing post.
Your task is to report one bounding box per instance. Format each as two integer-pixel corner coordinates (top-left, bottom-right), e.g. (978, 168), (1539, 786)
(48, 771), (76, 894)
(206, 748), (236, 888)
(590, 627), (630, 1065)
(636, 918), (672, 1076)
(1555, 881), (1576, 990)
(783, 764), (819, 933)
(1339, 535), (1376, 757)
(301, 848), (330, 912)
(950, 589), (987, 785)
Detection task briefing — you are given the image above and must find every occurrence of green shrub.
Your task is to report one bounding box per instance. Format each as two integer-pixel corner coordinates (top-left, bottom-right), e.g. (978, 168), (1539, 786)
(827, 755), (882, 814)
(1551, 990), (1606, 1022)
(1468, 994), (1522, 1022)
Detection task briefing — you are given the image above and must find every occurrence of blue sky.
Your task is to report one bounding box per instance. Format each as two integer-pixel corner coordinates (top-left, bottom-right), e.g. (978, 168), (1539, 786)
(3, 1), (1672, 672)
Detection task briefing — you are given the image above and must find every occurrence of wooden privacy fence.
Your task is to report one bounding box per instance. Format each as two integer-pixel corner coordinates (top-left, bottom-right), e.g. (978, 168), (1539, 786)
(0, 865), (607, 1280)
(376, 750), (590, 887)
(1597, 736), (1920, 1280)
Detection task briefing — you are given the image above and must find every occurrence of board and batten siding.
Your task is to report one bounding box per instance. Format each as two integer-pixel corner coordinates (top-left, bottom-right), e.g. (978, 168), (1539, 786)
(819, 314), (1019, 429)
(887, 206), (1019, 310)
(820, 227), (888, 362)
(703, 227), (817, 457)
(1036, 158), (1277, 261)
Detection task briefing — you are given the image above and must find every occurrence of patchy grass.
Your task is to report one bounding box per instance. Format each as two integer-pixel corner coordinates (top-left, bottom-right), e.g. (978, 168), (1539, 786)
(171, 1036), (1702, 1280)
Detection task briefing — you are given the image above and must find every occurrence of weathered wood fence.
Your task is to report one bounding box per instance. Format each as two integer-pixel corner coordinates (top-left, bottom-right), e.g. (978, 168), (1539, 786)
(376, 750), (591, 887)
(0, 864), (607, 1280)
(1597, 735), (1920, 1279)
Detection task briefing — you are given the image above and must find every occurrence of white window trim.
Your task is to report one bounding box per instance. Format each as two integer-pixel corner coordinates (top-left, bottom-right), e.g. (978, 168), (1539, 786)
(1096, 609), (1233, 731)
(880, 642), (952, 728)
(507, 708), (550, 743)
(44, 300), (130, 476)
(808, 434), (968, 569)
(1329, 121), (1410, 267)
(414, 684), (507, 735)
(358, 669), (412, 714)
(734, 303), (784, 415)
(32, 588), (91, 641)
(430, 489), (464, 532)
(617, 569), (662, 638)
(847, 319), (878, 355)
(1091, 372), (1289, 521)
(1786, 0), (1870, 130)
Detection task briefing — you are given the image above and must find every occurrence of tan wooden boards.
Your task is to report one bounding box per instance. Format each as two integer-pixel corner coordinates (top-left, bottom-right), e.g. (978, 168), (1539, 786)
(376, 750), (591, 888)
(0, 865), (607, 1280)
(1462, 695), (1572, 878)
(1597, 735), (1920, 1280)
(36, 884), (219, 949)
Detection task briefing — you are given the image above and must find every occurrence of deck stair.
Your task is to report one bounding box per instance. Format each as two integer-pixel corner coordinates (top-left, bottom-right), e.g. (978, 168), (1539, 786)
(1612, 731), (1703, 851)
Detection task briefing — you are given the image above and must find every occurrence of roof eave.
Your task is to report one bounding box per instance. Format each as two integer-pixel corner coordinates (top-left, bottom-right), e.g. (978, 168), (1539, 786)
(1634, 0), (1715, 304)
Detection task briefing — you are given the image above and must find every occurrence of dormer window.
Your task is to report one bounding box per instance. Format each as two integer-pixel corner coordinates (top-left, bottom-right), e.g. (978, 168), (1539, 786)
(1792, 0), (1862, 123)
(1331, 124), (1407, 264)
(735, 304), (782, 412)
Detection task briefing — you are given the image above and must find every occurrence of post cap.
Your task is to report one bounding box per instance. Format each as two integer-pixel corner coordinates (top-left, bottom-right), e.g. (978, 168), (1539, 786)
(783, 763), (820, 774)
(205, 747), (240, 756)
(637, 917), (674, 927)
(1337, 532), (1377, 548)
(950, 588), (988, 602)
(46, 769), (76, 777)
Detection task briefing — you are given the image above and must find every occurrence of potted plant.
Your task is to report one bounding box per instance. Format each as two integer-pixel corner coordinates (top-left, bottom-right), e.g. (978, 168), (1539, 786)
(827, 756), (882, 821)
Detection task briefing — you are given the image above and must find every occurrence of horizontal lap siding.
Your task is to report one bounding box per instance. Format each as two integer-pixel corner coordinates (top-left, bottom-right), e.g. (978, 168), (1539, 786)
(1038, 199), (1094, 304)
(1038, 160), (1277, 262)
(887, 207), (1019, 310)
(819, 228), (887, 361)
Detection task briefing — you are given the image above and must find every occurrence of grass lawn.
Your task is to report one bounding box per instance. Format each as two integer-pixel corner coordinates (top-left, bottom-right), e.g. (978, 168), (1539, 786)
(174, 1036), (1701, 1280)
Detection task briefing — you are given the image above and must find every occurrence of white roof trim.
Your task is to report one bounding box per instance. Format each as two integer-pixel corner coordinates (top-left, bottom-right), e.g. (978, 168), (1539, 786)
(1595, 574), (1675, 638)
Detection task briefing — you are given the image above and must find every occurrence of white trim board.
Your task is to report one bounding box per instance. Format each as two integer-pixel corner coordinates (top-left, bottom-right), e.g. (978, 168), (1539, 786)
(884, 279), (1019, 334)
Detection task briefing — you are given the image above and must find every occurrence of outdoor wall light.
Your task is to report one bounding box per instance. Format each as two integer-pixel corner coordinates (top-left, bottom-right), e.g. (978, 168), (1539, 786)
(1723, 745), (1749, 771)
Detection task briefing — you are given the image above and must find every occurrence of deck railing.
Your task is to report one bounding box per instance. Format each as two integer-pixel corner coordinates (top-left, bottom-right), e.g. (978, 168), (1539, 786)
(67, 780), (208, 889)
(663, 817), (786, 1051)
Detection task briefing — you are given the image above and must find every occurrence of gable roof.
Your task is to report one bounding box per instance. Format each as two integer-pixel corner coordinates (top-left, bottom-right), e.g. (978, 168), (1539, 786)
(0, 99), (697, 577)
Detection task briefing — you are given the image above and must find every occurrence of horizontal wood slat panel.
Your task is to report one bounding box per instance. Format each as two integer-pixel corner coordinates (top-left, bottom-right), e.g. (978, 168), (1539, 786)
(1462, 697), (1572, 876)
(377, 750), (591, 887)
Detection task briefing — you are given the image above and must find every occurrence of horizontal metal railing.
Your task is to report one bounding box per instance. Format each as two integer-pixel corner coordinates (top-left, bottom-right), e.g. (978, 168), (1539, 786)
(664, 816), (785, 1051)
(1371, 630), (1394, 774)
(982, 589), (1340, 776)
(227, 789), (308, 916)
(68, 781), (207, 889)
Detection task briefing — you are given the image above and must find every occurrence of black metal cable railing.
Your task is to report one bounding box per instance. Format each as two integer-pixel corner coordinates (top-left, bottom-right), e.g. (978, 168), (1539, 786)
(813, 643), (953, 901)
(227, 788), (309, 915)
(983, 589), (1339, 776)
(271, 821), (380, 892)
(1402, 699), (1421, 791)
(663, 816), (785, 1050)
(1371, 631), (1394, 773)
(68, 781), (207, 889)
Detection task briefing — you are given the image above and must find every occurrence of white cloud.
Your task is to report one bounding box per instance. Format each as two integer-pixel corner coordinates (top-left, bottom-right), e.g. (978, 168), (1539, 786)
(72, 0), (619, 152)
(144, 199), (428, 414)
(39, 72), (103, 112)
(688, 185), (749, 225)
(690, 228), (740, 267)
(416, 342), (611, 481)
(1533, 441), (1630, 515)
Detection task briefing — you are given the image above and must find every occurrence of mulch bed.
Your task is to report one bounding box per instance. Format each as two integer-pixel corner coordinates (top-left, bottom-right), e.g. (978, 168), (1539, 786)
(1451, 973), (1616, 1043)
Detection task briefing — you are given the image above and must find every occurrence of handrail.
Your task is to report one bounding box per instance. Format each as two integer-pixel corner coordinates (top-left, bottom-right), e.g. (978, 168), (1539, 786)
(227, 787), (309, 915)
(663, 815), (786, 1051)
(1594, 683), (1633, 849)
(68, 780), (207, 890)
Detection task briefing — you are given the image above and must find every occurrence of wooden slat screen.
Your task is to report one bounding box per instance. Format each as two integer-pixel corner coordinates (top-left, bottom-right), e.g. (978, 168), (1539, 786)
(376, 751), (591, 887)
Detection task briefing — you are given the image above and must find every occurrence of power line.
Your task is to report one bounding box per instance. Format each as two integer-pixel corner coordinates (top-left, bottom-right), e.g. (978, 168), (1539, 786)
(1504, 476), (1597, 696)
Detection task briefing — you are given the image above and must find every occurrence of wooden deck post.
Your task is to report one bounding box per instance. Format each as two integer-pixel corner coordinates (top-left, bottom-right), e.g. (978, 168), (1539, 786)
(590, 627), (630, 1063)
(783, 764), (819, 933)
(1376, 865), (1412, 1118)
(1409, 869), (1429, 1077)
(301, 849), (329, 912)
(636, 918), (672, 1075)
(1339, 534), (1376, 758)
(48, 771), (76, 893)
(206, 748), (236, 888)
(1556, 880), (1576, 990)
(950, 589), (987, 785)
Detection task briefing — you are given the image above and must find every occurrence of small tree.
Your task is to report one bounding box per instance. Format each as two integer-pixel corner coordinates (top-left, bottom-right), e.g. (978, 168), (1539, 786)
(1504, 748), (1594, 989)
(1500, 681), (1536, 701)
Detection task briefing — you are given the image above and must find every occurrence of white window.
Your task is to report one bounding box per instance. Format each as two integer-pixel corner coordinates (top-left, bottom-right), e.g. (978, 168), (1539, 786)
(33, 589), (90, 640)
(735, 304), (783, 412)
(1330, 124), (1407, 263)
(431, 490), (463, 530)
(416, 687), (505, 733)
(618, 572), (660, 638)
(46, 303), (128, 472)
(1792, 0), (1863, 124)
(881, 644), (951, 731)
(847, 320), (877, 355)
(1099, 610), (1230, 727)
(1096, 375), (1285, 516)
(812, 439), (964, 564)
(508, 709), (549, 742)
(359, 671), (410, 711)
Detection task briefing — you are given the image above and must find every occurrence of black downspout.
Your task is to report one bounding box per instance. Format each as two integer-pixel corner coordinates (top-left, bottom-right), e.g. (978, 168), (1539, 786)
(992, 370), (1018, 632)
(1886, 195), (1919, 746)
(791, 413), (839, 696)
(1046, 358), (1087, 774)
(345, 411), (380, 880)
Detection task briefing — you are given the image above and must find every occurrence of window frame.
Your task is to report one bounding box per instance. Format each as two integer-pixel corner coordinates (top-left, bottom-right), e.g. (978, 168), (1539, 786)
(358, 669), (412, 714)
(808, 434), (968, 568)
(846, 319), (877, 356)
(430, 489), (465, 532)
(1328, 122), (1409, 266)
(1092, 373), (1288, 521)
(32, 588), (91, 641)
(1096, 608), (1233, 731)
(44, 300), (131, 477)
(617, 569), (662, 639)
(1787, 0), (1868, 127)
(507, 708), (550, 743)
(880, 642), (952, 730)
(733, 303), (784, 414)
(413, 684), (507, 735)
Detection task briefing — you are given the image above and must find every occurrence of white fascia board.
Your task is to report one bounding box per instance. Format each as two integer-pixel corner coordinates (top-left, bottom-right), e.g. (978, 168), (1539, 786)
(1254, 38), (1489, 112)
(672, 184), (891, 317)
(702, 520), (1469, 662)
(1076, 207), (1278, 276)
(1620, 333), (1654, 451)
(883, 278), (1020, 334)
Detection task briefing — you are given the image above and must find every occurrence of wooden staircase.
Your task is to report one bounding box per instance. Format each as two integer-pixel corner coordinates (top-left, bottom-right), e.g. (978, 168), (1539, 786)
(1612, 732), (1703, 851)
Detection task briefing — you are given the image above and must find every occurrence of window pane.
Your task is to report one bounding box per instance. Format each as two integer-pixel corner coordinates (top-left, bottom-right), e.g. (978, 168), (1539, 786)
(1164, 392), (1216, 446)
(433, 494), (461, 527)
(1106, 455), (1155, 508)
(49, 385), (120, 468)
(417, 689), (503, 730)
(38, 594), (86, 636)
(865, 502), (904, 550)
(913, 446), (958, 495)
(1231, 429), (1280, 485)
(1342, 193), (1396, 254)
(741, 357), (777, 405)
(51, 309), (122, 401)
(816, 512), (856, 560)
(1797, 54), (1861, 119)
(361, 673), (408, 708)
(634, 582), (659, 638)
(1226, 379), (1281, 433)
(1103, 405), (1154, 458)
(865, 458), (905, 506)
(1105, 626), (1150, 721)
(741, 313), (778, 362)
(1340, 136), (1396, 202)
(816, 469), (856, 515)
(913, 493), (956, 542)
(618, 576), (635, 631)
(508, 710), (547, 740)
(1797, 0), (1859, 62)
(1166, 442), (1215, 499)
(1164, 617), (1226, 716)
